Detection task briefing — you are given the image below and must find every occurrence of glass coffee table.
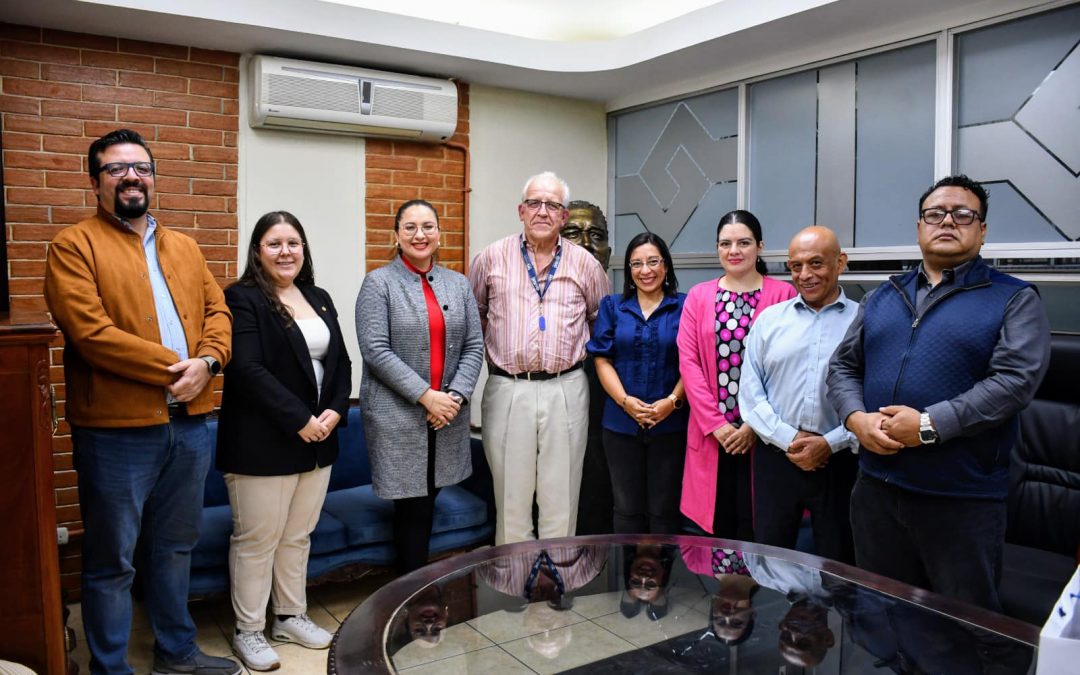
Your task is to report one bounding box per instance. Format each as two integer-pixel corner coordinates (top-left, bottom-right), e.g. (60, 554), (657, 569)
(330, 535), (1038, 674)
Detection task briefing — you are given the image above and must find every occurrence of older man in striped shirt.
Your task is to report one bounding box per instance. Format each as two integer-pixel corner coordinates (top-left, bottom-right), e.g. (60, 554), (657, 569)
(469, 171), (610, 544)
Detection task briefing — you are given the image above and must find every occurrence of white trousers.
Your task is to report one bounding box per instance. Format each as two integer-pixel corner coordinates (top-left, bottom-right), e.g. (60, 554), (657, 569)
(224, 465), (332, 631)
(481, 368), (589, 545)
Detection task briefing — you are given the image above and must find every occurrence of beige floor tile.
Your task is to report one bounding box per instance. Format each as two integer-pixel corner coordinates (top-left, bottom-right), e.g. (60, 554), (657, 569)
(591, 604), (709, 648)
(390, 622), (496, 670)
(64, 574), (379, 674)
(499, 621), (635, 674)
(126, 627), (158, 673)
(567, 590), (622, 619)
(313, 572), (394, 623)
(268, 641), (330, 674)
(467, 606), (585, 644)
(398, 646), (534, 674)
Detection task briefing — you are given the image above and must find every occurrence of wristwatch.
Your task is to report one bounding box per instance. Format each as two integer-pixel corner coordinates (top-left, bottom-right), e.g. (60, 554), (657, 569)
(919, 412), (939, 444)
(447, 391), (464, 405)
(668, 394), (684, 409)
(200, 355), (221, 376)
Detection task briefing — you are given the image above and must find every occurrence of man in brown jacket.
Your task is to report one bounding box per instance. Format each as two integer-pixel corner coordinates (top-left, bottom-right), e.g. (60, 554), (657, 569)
(44, 129), (236, 675)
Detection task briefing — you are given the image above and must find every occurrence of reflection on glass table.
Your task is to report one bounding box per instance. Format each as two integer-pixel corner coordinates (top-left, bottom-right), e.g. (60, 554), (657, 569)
(333, 536), (1038, 674)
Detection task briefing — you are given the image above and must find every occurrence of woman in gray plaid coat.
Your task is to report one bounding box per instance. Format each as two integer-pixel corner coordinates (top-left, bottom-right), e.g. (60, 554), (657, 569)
(355, 198), (484, 573)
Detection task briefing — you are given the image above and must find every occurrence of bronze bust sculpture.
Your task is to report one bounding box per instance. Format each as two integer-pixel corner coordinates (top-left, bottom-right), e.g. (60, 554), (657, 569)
(562, 201), (611, 270)
(562, 200), (614, 535)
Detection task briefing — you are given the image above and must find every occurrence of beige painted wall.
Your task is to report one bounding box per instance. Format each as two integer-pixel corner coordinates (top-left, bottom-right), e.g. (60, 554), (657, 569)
(235, 72), (609, 412)
(468, 84), (610, 424)
(237, 54), (366, 391)
(469, 85), (608, 251)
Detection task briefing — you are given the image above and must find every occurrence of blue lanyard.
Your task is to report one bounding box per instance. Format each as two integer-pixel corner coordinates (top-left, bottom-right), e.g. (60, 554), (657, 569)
(524, 551), (566, 599)
(520, 236), (561, 331)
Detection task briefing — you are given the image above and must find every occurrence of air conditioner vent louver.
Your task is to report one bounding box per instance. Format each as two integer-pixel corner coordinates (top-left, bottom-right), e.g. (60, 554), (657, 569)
(250, 55), (457, 143)
(266, 74), (359, 113)
(371, 87), (456, 124)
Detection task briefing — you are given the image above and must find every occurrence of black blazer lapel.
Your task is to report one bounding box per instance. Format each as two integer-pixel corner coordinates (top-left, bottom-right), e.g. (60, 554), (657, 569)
(279, 292), (320, 397)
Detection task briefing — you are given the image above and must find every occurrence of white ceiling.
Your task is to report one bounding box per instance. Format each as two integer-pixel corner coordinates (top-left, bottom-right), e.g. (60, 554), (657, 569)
(320, 0), (723, 41)
(0, 0), (1054, 110)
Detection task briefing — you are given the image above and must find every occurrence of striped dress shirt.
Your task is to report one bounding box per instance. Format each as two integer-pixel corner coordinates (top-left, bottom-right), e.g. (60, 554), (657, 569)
(475, 546), (609, 598)
(469, 233), (610, 374)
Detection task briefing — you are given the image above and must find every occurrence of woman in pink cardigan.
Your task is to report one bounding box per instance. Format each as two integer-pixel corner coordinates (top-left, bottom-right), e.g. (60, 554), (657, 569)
(677, 210), (796, 538)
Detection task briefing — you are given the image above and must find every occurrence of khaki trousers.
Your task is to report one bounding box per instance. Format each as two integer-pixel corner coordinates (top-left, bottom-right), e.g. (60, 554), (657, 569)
(224, 465), (332, 631)
(481, 368), (589, 545)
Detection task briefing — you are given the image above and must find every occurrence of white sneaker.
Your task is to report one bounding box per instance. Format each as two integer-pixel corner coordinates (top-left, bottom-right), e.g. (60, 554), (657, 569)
(271, 613), (333, 649)
(233, 630), (281, 671)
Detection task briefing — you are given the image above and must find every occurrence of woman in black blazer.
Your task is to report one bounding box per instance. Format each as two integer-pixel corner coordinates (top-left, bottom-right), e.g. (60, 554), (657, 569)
(216, 211), (351, 671)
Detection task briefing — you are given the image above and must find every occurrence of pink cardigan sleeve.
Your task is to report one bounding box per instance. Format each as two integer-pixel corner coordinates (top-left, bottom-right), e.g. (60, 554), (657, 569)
(678, 280), (727, 439)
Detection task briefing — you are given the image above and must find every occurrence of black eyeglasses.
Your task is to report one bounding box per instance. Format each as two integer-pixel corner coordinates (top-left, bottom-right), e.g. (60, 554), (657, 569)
(523, 199), (565, 212)
(628, 257), (663, 271)
(920, 207), (981, 226)
(98, 161), (155, 178)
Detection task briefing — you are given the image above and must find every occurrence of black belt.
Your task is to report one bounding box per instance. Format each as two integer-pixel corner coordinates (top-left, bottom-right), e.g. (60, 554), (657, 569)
(167, 403), (204, 420)
(488, 361), (583, 381)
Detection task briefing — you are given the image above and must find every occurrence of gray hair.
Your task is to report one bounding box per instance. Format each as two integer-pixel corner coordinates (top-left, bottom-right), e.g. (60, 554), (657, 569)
(521, 171), (570, 205)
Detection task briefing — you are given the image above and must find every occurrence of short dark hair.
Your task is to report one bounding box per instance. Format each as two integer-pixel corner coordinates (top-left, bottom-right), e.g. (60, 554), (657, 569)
(566, 200), (607, 231)
(918, 174), (989, 220)
(622, 232), (678, 299)
(236, 211), (315, 326)
(717, 210), (768, 276)
(87, 128), (154, 178)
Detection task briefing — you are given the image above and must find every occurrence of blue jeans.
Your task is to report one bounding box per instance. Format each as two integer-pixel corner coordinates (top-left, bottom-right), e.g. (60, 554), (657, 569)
(73, 419), (212, 675)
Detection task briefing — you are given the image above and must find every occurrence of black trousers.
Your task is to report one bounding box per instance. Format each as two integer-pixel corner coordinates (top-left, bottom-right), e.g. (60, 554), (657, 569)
(603, 428), (686, 534)
(712, 444), (754, 541)
(393, 429), (441, 575)
(576, 359), (614, 535)
(752, 440), (857, 563)
(850, 472), (1006, 613)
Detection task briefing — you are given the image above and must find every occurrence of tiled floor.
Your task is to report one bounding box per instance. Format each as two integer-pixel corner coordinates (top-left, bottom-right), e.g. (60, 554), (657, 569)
(66, 568), (394, 674)
(390, 589), (712, 674)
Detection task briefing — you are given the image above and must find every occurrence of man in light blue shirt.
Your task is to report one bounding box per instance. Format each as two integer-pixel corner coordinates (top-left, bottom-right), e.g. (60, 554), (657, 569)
(738, 226), (858, 563)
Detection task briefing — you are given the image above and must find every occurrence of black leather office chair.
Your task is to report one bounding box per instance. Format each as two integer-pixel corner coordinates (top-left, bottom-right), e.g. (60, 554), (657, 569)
(1000, 333), (1080, 625)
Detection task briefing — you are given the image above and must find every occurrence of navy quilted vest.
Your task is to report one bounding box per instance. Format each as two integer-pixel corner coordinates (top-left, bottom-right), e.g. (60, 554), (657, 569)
(861, 258), (1030, 499)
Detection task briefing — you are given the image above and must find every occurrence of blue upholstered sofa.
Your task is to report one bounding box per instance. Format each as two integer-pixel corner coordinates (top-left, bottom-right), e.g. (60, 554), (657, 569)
(189, 407), (495, 596)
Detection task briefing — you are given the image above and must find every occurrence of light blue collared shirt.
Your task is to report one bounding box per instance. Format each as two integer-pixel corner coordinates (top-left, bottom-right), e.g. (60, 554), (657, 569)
(125, 213), (189, 362)
(738, 289), (858, 453)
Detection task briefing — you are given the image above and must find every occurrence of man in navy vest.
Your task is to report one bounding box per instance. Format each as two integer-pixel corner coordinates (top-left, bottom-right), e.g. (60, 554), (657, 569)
(826, 175), (1050, 612)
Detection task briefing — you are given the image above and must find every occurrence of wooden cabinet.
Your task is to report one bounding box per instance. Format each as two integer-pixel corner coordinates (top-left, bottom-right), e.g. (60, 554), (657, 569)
(0, 311), (65, 674)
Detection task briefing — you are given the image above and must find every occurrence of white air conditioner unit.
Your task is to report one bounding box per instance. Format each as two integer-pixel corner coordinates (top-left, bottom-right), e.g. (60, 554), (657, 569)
(249, 55), (458, 143)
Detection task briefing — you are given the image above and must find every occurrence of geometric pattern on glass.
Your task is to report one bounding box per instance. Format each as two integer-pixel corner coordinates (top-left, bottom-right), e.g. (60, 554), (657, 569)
(957, 5), (1080, 241)
(614, 100), (737, 244)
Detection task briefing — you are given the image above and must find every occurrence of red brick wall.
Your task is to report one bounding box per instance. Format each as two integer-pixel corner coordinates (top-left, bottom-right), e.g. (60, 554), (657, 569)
(365, 82), (469, 272)
(0, 23), (241, 593)
(2, 23), (473, 595)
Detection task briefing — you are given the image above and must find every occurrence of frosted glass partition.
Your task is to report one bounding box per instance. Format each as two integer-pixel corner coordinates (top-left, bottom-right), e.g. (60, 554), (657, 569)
(611, 88), (739, 255)
(855, 44), (936, 245)
(747, 42), (935, 248)
(747, 70), (817, 247)
(956, 3), (1080, 244)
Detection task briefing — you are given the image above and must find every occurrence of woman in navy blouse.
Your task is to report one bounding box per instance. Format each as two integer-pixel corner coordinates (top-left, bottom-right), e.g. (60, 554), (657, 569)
(587, 232), (688, 533)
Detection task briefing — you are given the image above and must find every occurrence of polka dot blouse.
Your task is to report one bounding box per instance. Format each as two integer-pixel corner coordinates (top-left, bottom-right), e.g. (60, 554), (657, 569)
(714, 285), (760, 424)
